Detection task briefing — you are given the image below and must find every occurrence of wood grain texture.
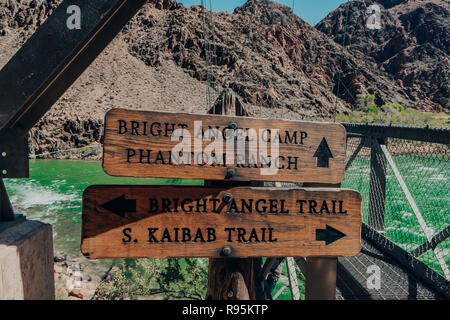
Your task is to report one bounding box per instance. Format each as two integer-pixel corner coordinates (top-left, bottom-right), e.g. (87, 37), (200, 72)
(102, 109), (347, 183)
(81, 186), (362, 259)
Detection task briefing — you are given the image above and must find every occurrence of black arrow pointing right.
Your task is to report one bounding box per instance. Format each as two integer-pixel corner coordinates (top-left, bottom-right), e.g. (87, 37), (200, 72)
(101, 195), (136, 217)
(316, 225), (346, 245)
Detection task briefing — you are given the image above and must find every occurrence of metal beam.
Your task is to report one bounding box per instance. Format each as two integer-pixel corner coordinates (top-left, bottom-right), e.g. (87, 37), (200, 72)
(305, 257), (338, 300)
(0, 179), (14, 222)
(378, 143), (450, 280)
(0, 128), (28, 178)
(345, 137), (366, 171)
(286, 257), (300, 300)
(303, 182), (340, 300)
(0, 0), (147, 133)
(411, 226), (450, 258)
(342, 123), (450, 145)
(363, 223), (450, 299)
(368, 138), (386, 232)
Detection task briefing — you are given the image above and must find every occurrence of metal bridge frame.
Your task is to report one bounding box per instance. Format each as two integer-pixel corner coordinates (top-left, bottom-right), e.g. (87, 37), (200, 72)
(0, 0), (147, 222)
(342, 123), (450, 297)
(0, 0), (448, 299)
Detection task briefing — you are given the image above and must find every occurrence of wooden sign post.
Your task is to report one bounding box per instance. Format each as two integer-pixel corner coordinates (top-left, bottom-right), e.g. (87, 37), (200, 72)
(82, 102), (361, 300)
(102, 109), (346, 184)
(81, 186), (362, 259)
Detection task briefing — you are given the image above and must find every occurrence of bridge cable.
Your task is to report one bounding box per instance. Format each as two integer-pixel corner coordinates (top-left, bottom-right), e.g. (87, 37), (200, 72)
(333, 0), (352, 122)
(246, 1), (258, 117)
(208, 0), (221, 103)
(201, 0), (212, 111)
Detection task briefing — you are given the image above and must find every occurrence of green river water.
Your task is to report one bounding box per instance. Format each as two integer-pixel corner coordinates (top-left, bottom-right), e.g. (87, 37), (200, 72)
(3, 158), (448, 298)
(4, 159), (203, 282)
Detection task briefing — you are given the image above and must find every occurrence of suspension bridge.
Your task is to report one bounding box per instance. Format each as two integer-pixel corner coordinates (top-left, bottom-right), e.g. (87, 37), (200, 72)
(0, 0), (448, 300)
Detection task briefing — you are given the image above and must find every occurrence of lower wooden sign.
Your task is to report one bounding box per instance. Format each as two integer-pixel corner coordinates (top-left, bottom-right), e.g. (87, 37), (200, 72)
(81, 186), (362, 259)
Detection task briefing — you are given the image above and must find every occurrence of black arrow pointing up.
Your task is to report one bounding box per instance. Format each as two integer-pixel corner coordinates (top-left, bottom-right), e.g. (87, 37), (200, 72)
(313, 138), (333, 168)
(101, 195), (136, 217)
(316, 225), (346, 245)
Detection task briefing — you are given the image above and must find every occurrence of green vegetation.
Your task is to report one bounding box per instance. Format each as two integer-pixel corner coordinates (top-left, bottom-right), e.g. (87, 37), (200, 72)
(95, 257), (306, 300)
(5, 138), (448, 299)
(95, 258), (208, 300)
(335, 94), (449, 127)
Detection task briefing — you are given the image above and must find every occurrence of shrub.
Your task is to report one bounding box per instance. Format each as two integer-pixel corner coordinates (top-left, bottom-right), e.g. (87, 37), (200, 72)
(95, 258), (208, 300)
(338, 97), (448, 127)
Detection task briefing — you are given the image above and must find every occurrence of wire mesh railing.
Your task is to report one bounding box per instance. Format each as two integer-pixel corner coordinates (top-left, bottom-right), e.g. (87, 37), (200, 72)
(342, 124), (449, 279)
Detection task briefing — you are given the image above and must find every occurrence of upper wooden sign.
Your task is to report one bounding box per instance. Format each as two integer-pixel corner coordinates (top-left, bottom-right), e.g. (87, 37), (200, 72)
(81, 186), (362, 259)
(102, 109), (346, 183)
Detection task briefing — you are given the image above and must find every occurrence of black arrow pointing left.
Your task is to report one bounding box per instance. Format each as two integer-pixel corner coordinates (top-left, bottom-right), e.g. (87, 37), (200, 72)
(101, 195), (136, 217)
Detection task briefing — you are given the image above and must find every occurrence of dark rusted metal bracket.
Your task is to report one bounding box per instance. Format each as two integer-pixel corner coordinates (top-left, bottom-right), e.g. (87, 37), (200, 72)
(0, 214), (25, 230)
(0, 128), (29, 179)
(0, 178), (14, 222)
(0, 0), (147, 221)
(0, 0), (147, 178)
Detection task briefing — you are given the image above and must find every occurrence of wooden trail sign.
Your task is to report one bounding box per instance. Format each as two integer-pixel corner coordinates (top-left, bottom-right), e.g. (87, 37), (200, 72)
(81, 186), (362, 259)
(102, 109), (347, 184)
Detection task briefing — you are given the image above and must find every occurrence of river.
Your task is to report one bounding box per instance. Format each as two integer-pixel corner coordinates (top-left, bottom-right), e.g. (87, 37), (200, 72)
(4, 159), (203, 278)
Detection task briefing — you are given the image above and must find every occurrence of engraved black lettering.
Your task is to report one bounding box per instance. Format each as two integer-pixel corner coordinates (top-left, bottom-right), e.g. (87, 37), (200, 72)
(297, 200), (306, 214)
(255, 199), (267, 213)
(181, 199), (194, 213)
(139, 149), (151, 164)
(268, 228), (278, 242)
(148, 228), (159, 242)
(182, 228), (191, 242)
(150, 122), (162, 136)
(161, 198), (172, 213)
(173, 198), (179, 213)
(142, 121), (148, 136)
(269, 200), (278, 214)
(165, 123), (175, 137)
(241, 199), (253, 213)
(339, 200), (348, 214)
(122, 228), (132, 243)
(284, 131), (297, 144)
(207, 228), (216, 242)
(149, 198), (159, 213)
(160, 228), (173, 242)
(196, 199), (207, 213)
(237, 228), (247, 242)
(300, 131), (308, 144)
(131, 121), (140, 135)
(228, 199), (239, 213)
(320, 200), (330, 214)
(280, 200), (289, 214)
(248, 228), (260, 242)
(308, 200), (318, 214)
(154, 151), (165, 164)
(193, 228), (205, 242)
(261, 228), (266, 242)
(126, 148), (136, 163)
(287, 156), (298, 170)
(225, 228), (235, 242)
(118, 120), (127, 134)
(332, 200), (337, 214)
(210, 198), (220, 213)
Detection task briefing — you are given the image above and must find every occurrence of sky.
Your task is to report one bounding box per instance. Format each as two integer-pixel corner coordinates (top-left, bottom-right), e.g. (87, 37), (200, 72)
(177, 0), (348, 26)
